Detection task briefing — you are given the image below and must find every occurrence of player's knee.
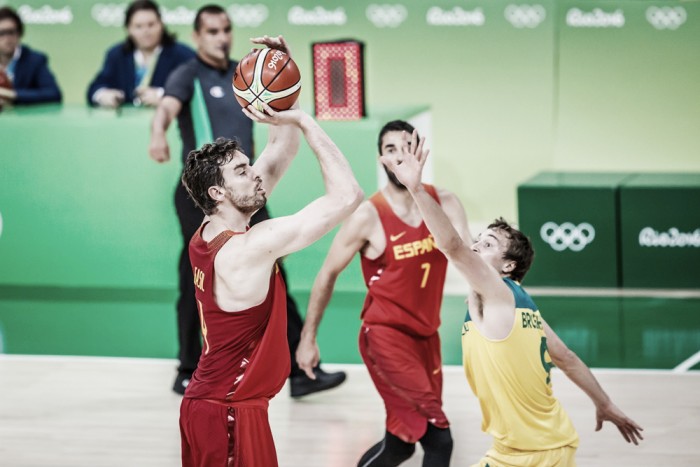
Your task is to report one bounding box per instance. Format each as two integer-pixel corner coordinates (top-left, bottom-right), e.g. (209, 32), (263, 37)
(385, 432), (416, 464)
(358, 432), (416, 467)
(420, 425), (453, 454)
(382, 444), (415, 465)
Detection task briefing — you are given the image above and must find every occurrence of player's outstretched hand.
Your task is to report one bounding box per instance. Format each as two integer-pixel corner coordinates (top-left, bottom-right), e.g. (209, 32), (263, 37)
(379, 129), (429, 192)
(250, 35), (292, 58)
(596, 401), (644, 445)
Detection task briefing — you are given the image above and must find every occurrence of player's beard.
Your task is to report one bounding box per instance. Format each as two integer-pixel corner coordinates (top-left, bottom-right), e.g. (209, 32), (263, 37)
(228, 190), (267, 214)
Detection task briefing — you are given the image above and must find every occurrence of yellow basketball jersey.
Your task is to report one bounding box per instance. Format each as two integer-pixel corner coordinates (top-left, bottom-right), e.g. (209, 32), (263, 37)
(461, 278), (579, 452)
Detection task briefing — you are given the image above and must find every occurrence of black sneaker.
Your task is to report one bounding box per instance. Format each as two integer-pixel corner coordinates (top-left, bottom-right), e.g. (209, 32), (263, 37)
(173, 372), (191, 396)
(290, 368), (347, 398)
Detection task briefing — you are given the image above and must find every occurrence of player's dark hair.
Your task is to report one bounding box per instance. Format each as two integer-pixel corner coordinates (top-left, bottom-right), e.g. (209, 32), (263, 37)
(123, 0), (176, 52)
(377, 120), (416, 155)
(194, 4), (228, 31)
(488, 217), (535, 282)
(182, 138), (242, 216)
(0, 6), (24, 37)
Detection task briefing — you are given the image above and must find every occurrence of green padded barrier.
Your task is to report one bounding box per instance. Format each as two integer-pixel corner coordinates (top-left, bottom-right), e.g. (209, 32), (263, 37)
(619, 174), (700, 289)
(622, 296), (700, 369)
(517, 172), (633, 287)
(3, 288), (699, 371)
(531, 295), (623, 368)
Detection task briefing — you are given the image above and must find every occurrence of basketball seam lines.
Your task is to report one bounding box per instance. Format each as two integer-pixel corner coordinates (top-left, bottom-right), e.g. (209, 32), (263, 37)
(235, 49), (300, 110)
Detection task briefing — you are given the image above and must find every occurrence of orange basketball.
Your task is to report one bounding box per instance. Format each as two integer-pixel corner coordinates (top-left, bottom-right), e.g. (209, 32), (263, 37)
(232, 48), (301, 112)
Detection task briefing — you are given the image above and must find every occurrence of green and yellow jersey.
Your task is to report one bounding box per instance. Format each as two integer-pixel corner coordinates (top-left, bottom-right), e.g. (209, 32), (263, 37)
(462, 278), (579, 452)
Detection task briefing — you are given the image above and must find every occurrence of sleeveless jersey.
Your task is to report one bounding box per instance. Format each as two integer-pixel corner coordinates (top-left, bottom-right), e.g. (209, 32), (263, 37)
(184, 223), (290, 402)
(360, 184), (448, 337)
(461, 278), (579, 451)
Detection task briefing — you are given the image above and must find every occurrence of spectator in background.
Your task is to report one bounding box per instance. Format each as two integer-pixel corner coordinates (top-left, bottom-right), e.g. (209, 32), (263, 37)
(87, 0), (194, 108)
(0, 6), (62, 108)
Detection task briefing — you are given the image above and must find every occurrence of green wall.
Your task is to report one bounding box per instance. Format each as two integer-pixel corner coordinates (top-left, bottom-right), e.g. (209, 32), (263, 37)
(5, 0), (700, 223)
(1, 0), (699, 366)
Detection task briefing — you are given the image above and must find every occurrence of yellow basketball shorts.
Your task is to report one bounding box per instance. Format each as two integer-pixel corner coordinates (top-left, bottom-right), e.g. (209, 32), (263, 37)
(471, 444), (577, 467)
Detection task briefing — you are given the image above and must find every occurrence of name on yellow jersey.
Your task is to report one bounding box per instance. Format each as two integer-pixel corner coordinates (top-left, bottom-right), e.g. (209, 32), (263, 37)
(521, 310), (542, 330)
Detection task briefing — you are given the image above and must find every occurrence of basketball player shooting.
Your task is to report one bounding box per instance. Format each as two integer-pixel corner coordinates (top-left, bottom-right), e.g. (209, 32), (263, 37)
(177, 36), (363, 466)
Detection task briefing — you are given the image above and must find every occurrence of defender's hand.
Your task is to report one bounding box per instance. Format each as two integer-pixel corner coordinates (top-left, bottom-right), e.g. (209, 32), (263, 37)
(380, 129), (429, 192)
(596, 401), (644, 445)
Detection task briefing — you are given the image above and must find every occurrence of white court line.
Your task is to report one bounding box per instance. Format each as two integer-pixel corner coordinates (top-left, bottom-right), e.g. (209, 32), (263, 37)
(673, 349), (700, 373)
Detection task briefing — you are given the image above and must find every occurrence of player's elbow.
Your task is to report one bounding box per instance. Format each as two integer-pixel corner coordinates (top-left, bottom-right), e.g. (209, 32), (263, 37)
(335, 185), (364, 217)
(438, 235), (466, 257)
(350, 186), (364, 210)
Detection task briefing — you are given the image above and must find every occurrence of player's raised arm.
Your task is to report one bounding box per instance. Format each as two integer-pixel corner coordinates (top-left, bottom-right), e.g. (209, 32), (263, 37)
(242, 102), (300, 197)
(242, 109), (363, 260)
(240, 35), (300, 194)
(437, 187), (473, 245)
(381, 131), (502, 297)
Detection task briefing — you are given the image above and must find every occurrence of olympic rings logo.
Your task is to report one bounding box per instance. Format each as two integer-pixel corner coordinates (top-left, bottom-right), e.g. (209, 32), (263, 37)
(540, 222), (595, 252)
(91, 3), (126, 27)
(366, 4), (408, 28)
(504, 4), (546, 29)
(228, 4), (269, 28)
(646, 6), (686, 30)
(160, 6), (196, 26)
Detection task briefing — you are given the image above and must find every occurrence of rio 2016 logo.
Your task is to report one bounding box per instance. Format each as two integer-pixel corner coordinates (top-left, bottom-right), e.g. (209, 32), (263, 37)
(540, 222), (596, 252)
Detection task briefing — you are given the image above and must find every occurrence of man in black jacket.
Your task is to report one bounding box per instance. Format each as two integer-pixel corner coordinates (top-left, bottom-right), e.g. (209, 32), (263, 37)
(0, 6), (61, 107)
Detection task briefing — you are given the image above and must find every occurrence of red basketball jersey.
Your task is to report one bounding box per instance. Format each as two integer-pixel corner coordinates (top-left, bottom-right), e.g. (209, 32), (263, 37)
(184, 223), (290, 402)
(360, 184), (448, 337)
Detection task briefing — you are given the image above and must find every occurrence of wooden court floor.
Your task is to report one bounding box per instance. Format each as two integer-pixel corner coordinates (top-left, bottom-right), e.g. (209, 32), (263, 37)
(0, 355), (698, 466)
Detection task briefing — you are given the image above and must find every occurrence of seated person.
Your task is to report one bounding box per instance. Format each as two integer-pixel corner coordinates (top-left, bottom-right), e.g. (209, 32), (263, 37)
(0, 6), (62, 107)
(87, 0), (194, 108)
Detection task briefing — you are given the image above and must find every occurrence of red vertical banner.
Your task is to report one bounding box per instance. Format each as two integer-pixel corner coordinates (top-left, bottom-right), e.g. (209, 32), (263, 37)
(312, 40), (365, 120)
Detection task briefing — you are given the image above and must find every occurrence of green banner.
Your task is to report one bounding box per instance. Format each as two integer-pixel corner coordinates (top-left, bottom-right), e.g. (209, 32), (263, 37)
(4, 0), (698, 224)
